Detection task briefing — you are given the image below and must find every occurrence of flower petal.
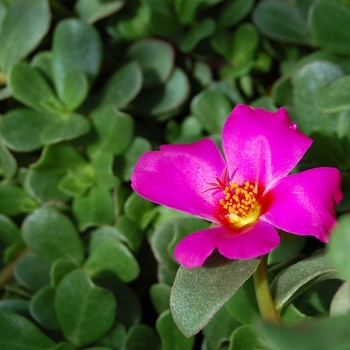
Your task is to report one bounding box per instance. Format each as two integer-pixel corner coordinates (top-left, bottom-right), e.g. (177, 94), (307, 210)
(261, 167), (342, 243)
(222, 105), (312, 187)
(131, 138), (226, 221)
(174, 222), (280, 268)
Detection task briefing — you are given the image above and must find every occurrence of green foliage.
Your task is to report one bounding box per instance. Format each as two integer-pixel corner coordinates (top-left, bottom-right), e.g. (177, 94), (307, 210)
(0, 0), (349, 349)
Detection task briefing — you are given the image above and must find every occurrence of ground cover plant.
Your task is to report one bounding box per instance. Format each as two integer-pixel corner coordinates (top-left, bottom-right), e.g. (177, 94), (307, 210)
(1, 0), (350, 349)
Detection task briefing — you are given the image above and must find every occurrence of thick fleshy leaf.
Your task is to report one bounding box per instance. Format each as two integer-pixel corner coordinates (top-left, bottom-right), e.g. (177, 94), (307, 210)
(156, 310), (194, 350)
(174, 221), (279, 268)
(252, 0), (313, 45)
(0, 0), (50, 72)
(309, 0), (350, 56)
(203, 304), (240, 350)
(228, 325), (261, 350)
(88, 105), (134, 156)
(170, 253), (260, 337)
(190, 90), (232, 134)
(72, 186), (115, 231)
(328, 213), (350, 280)
(0, 108), (51, 152)
(255, 314), (350, 350)
(270, 253), (339, 311)
(52, 18), (102, 100)
(262, 167), (342, 242)
(219, 0), (254, 27)
(29, 284), (59, 330)
(0, 311), (55, 349)
(315, 75), (350, 113)
(127, 38), (174, 88)
(292, 60), (344, 134)
(55, 269), (116, 348)
(75, 0), (124, 24)
(9, 62), (63, 113)
(330, 281), (350, 316)
(131, 68), (190, 117)
(150, 284), (171, 314)
(99, 61), (142, 109)
(124, 324), (161, 350)
(14, 253), (51, 291)
(22, 206), (85, 264)
(0, 137), (16, 179)
(222, 105), (312, 187)
(84, 240), (140, 282)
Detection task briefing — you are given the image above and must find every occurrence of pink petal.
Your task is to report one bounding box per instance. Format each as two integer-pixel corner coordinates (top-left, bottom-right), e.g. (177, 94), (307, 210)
(131, 138), (226, 222)
(261, 167), (342, 243)
(174, 222), (280, 268)
(222, 105), (312, 187)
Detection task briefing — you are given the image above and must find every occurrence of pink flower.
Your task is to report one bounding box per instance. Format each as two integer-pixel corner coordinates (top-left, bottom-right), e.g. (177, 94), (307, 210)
(131, 105), (342, 268)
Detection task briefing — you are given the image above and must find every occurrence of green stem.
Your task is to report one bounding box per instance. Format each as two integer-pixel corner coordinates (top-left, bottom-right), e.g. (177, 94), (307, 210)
(253, 254), (282, 325)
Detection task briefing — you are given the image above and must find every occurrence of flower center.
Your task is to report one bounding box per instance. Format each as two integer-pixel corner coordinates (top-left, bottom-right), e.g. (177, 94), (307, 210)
(218, 181), (260, 228)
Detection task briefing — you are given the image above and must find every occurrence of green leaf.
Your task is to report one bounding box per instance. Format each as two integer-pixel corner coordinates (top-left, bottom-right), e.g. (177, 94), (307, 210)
(230, 23), (259, 67)
(328, 213), (350, 280)
(225, 277), (259, 324)
(179, 19), (216, 53)
(55, 269), (116, 348)
(156, 310), (194, 350)
(9, 62), (63, 113)
(115, 216), (144, 252)
(99, 61), (142, 109)
(0, 0), (50, 72)
(14, 252), (51, 291)
(252, 0), (313, 45)
(0, 299), (30, 318)
(52, 18), (102, 100)
(25, 143), (87, 203)
(40, 113), (91, 145)
(22, 206), (85, 264)
(150, 283), (171, 314)
(61, 70), (89, 111)
(0, 184), (37, 216)
(30, 284), (60, 330)
(174, 0), (202, 24)
(271, 253), (339, 311)
(84, 240), (140, 282)
(0, 137), (16, 178)
(203, 304), (240, 350)
(143, 0), (182, 37)
(117, 136), (151, 182)
(191, 90), (232, 134)
(0, 108), (52, 152)
(88, 105), (134, 156)
(170, 253), (260, 337)
(219, 0), (254, 27)
(50, 259), (78, 288)
(72, 186), (115, 231)
(330, 281), (350, 316)
(280, 303), (308, 325)
(127, 39), (174, 88)
(315, 75), (350, 113)
(0, 214), (21, 244)
(75, 0), (124, 24)
(310, 0), (350, 56)
(124, 192), (153, 223)
(0, 311), (55, 349)
(124, 324), (161, 350)
(292, 60), (344, 134)
(255, 314), (350, 350)
(48, 343), (76, 350)
(228, 325), (261, 350)
(94, 323), (126, 350)
(131, 68), (190, 117)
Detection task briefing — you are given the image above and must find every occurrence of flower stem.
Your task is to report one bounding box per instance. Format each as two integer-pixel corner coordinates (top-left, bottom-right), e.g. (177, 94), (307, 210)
(253, 254), (282, 324)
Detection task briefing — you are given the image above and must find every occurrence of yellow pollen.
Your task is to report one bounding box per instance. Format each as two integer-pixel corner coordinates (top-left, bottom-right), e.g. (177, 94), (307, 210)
(218, 180), (260, 228)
